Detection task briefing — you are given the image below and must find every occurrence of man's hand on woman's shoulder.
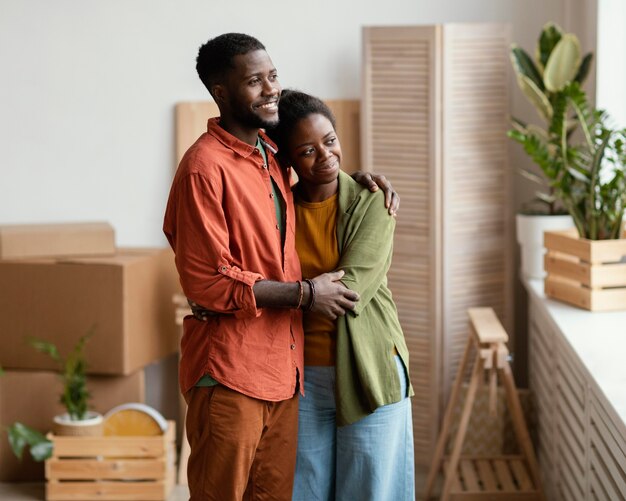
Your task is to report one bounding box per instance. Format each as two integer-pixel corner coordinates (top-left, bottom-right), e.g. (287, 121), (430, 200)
(351, 171), (399, 216)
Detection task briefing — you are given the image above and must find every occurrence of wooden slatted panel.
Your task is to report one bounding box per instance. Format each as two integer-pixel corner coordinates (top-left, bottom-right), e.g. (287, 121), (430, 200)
(441, 23), (513, 405)
(529, 299), (626, 501)
(362, 25), (441, 466)
(528, 299), (558, 501)
(589, 394), (626, 500)
(555, 336), (587, 500)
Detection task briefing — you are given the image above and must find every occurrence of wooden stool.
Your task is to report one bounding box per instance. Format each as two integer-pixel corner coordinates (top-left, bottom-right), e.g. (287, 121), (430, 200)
(423, 308), (545, 500)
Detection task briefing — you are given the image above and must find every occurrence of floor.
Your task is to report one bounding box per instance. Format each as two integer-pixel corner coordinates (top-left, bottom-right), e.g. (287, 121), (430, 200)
(0, 468), (434, 500)
(0, 483), (190, 501)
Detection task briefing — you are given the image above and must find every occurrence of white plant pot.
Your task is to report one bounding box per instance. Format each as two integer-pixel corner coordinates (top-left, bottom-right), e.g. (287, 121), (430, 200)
(516, 213), (575, 279)
(53, 411), (103, 437)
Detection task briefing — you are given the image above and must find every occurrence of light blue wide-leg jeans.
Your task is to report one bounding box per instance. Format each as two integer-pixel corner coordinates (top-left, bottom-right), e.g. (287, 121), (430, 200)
(293, 356), (415, 501)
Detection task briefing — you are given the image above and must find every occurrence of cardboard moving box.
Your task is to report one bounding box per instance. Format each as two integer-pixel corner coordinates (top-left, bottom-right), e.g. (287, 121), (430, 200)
(0, 248), (181, 375)
(0, 222), (115, 260)
(0, 369), (145, 482)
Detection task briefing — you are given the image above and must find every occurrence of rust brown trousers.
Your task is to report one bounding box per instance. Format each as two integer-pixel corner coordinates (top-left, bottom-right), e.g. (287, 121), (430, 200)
(184, 384), (299, 500)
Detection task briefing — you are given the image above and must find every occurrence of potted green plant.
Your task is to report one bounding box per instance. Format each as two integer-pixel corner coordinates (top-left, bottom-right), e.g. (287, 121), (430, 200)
(509, 73), (626, 310)
(509, 82), (626, 241)
(4, 332), (101, 463)
(509, 22), (593, 278)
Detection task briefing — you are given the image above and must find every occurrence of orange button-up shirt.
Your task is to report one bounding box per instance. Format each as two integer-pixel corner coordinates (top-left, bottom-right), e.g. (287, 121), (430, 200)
(163, 118), (304, 401)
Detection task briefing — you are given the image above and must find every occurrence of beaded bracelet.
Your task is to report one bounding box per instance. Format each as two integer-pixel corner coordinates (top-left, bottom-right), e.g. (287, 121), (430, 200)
(295, 280), (304, 310)
(303, 278), (316, 311)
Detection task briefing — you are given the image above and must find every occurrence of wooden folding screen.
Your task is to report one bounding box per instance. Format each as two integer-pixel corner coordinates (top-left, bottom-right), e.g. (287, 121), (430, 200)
(361, 24), (513, 465)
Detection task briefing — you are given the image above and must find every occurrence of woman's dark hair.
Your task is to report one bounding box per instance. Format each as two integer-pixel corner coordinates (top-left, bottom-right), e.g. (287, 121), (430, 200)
(266, 89), (337, 152)
(196, 33), (265, 95)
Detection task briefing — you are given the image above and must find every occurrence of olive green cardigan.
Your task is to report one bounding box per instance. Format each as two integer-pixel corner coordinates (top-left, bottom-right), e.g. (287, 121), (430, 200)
(335, 171), (413, 426)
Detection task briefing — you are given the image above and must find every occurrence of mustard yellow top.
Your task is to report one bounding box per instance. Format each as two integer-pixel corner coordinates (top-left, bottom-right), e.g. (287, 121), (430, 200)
(295, 193), (340, 366)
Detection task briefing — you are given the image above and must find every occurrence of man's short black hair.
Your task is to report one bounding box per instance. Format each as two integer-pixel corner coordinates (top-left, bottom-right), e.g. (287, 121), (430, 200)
(266, 89), (336, 151)
(196, 33), (266, 94)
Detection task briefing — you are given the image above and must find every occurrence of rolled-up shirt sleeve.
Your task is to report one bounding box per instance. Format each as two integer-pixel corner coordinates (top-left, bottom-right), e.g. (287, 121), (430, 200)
(164, 170), (263, 319)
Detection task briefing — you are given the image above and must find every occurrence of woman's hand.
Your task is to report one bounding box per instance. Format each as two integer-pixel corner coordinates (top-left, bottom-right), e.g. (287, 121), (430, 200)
(352, 171), (400, 216)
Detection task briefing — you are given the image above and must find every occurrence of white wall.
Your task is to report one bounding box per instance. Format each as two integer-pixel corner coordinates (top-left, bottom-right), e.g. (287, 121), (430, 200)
(597, 0), (626, 126)
(1, 0), (572, 247)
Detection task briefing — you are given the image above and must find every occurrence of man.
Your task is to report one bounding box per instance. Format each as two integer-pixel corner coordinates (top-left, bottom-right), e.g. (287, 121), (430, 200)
(163, 33), (397, 500)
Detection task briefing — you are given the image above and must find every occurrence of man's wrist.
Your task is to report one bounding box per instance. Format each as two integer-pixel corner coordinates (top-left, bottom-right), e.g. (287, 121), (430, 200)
(302, 279), (315, 311)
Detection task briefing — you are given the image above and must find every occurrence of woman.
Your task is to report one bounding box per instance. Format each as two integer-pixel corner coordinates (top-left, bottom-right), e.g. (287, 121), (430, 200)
(266, 89), (414, 501)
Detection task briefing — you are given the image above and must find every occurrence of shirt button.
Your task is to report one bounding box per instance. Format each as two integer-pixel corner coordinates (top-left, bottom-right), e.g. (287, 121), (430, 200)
(290, 344), (296, 350)
(275, 224), (280, 230)
(270, 193), (274, 198)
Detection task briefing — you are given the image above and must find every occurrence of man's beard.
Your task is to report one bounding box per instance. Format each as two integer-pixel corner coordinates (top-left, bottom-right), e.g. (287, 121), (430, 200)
(231, 101), (279, 130)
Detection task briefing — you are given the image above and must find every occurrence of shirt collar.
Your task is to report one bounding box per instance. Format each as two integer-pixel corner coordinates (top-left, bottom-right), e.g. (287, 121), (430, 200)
(206, 117), (279, 158)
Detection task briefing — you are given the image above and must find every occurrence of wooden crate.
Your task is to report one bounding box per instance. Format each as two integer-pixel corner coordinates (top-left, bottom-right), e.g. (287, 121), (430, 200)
(544, 229), (626, 311)
(45, 421), (176, 501)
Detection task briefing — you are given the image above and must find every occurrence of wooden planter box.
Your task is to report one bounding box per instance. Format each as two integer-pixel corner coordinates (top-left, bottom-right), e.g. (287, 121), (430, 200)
(544, 230), (626, 311)
(45, 421), (176, 501)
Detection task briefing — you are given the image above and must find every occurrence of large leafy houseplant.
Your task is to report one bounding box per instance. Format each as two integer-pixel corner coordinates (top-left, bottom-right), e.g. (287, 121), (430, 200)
(509, 22), (593, 214)
(4, 332), (95, 462)
(510, 82), (626, 240)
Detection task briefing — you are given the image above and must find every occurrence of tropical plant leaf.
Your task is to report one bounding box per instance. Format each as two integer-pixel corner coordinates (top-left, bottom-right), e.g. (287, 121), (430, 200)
(28, 338), (60, 363)
(536, 22), (563, 70)
(565, 82), (594, 148)
(567, 166), (591, 183)
(510, 116), (527, 133)
(535, 191), (557, 204)
(510, 45), (544, 90)
(590, 130), (613, 185)
(30, 440), (54, 461)
(6, 422), (52, 461)
(526, 123), (549, 141)
(544, 34), (582, 92)
(7, 425), (27, 459)
(516, 74), (553, 121)
(574, 53), (593, 84)
(518, 168), (545, 185)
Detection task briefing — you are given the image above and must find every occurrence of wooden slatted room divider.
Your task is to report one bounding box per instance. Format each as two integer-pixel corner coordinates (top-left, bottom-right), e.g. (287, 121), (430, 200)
(362, 24), (513, 466)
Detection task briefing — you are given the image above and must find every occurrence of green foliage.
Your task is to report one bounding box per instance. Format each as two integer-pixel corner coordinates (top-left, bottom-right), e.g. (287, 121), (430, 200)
(29, 330), (94, 420)
(536, 22), (562, 70)
(2, 332), (95, 463)
(509, 82), (626, 240)
(509, 22), (594, 216)
(6, 423), (53, 461)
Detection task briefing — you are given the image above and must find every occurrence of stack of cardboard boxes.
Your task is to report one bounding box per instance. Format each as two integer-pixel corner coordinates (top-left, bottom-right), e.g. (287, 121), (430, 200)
(0, 222), (181, 481)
